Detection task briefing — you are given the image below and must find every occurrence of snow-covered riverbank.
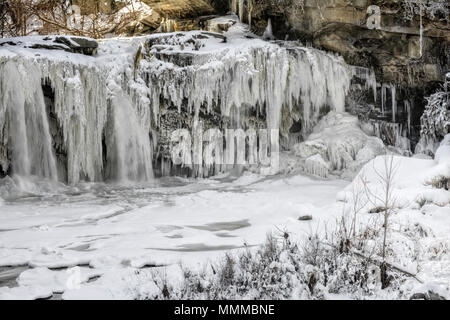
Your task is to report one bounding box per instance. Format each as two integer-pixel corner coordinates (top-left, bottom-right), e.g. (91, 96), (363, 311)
(1, 139), (449, 299)
(0, 172), (346, 299)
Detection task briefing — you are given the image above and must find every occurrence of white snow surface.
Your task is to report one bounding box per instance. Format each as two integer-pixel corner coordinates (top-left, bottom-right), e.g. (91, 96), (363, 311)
(1, 143), (449, 299)
(337, 153), (450, 296)
(0, 173), (347, 299)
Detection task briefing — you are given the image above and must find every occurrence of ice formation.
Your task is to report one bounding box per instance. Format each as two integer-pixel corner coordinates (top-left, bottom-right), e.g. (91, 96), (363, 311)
(0, 37), (151, 184)
(304, 154), (330, 178)
(141, 32), (352, 132)
(352, 66), (377, 102)
(391, 85), (397, 123)
(0, 28), (363, 183)
(262, 19), (274, 40)
(232, 0), (246, 22)
(287, 112), (386, 179)
(0, 60), (58, 181)
(404, 100), (412, 135)
(419, 5), (423, 57)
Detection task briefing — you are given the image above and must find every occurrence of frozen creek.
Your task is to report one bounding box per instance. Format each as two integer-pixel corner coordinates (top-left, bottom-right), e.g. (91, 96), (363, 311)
(0, 173), (347, 299)
(0, 22), (367, 299)
(0, 21), (448, 300)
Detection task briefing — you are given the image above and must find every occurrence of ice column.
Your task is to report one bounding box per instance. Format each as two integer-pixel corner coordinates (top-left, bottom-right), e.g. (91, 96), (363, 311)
(0, 60), (58, 180)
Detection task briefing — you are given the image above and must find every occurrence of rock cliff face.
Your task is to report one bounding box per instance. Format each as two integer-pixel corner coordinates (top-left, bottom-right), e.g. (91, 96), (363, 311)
(120, 0), (448, 147)
(143, 0), (214, 16)
(230, 0), (449, 147)
(248, 1), (449, 85)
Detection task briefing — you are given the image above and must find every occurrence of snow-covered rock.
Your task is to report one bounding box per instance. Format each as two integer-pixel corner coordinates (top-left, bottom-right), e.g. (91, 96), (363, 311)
(0, 36), (98, 55)
(435, 134), (450, 165)
(283, 112), (386, 179)
(424, 134), (450, 189)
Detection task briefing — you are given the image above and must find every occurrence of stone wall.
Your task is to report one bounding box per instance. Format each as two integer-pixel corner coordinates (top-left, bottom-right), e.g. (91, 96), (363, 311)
(236, 1), (449, 87)
(232, 0), (449, 147)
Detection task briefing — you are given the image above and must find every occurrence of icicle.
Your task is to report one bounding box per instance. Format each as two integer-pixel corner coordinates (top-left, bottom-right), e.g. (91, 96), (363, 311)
(303, 154), (329, 178)
(381, 84), (386, 115)
(404, 100), (411, 135)
(161, 19), (175, 32)
(263, 19), (274, 40)
(353, 66), (377, 102)
(0, 60), (58, 181)
(391, 85), (397, 123)
(109, 94), (153, 182)
(247, 0), (253, 29)
(419, 4), (423, 58)
(231, 0), (237, 14)
(370, 120), (410, 151)
(238, 0), (245, 22)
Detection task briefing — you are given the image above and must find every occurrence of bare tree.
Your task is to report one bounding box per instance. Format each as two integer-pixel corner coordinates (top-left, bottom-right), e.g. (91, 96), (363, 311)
(0, 0), (7, 37)
(1, 0), (35, 36)
(1, 0), (152, 38)
(361, 154), (399, 288)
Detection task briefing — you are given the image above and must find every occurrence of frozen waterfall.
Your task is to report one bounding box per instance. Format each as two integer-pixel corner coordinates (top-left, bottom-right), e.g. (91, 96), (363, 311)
(0, 60), (58, 181)
(0, 46), (151, 184)
(0, 31), (361, 183)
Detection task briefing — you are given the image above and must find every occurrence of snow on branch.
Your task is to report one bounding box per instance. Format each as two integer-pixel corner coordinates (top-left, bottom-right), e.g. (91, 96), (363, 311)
(402, 0), (449, 22)
(420, 74), (450, 147)
(0, 0), (153, 38)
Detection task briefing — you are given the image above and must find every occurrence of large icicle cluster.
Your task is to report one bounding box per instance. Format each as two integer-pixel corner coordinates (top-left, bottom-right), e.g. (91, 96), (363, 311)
(0, 37), (153, 184)
(0, 29), (355, 184)
(0, 55), (110, 184)
(140, 31), (352, 133)
(0, 60), (58, 181)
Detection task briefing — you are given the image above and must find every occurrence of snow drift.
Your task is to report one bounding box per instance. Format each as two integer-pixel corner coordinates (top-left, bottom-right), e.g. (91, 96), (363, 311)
(281, 112), (386, 179)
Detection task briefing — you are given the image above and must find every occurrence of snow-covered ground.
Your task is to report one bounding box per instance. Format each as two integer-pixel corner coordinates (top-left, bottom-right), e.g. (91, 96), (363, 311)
(0, 173), (347, 299)
(1, 137), (449, 299)
(0, 18), (448, 300)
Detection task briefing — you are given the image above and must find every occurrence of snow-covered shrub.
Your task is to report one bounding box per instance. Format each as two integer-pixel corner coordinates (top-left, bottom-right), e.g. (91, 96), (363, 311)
(402, 0), (449, 22)
(140, 228), (408, 300)
(426, 176), (449, 190)
(417, 78), (450, 155)
(174, 234), (313, 300)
